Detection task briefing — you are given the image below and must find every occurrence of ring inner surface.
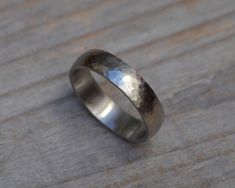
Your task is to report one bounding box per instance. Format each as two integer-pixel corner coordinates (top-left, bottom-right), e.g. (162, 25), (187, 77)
(70, 68), (147, 142)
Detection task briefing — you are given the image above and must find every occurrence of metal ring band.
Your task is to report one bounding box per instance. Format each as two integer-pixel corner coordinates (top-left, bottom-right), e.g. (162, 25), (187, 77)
(69, 49), (164, 143)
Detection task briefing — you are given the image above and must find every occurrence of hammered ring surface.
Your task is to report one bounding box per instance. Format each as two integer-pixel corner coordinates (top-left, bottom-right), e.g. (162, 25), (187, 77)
(69, 49), (164, 143)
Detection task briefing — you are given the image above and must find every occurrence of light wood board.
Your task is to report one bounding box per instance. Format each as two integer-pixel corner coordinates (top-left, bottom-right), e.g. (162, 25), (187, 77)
(0, 0), (235, 187)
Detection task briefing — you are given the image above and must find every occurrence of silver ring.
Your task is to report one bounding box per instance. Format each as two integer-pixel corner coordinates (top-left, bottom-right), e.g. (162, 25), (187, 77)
(69, 49), (164, 143)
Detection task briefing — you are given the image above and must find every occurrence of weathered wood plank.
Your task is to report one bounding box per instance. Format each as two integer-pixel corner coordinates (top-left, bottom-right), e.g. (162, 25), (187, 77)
(0, 0), (178, 65)
(0, 0), (25, 12)
(0, 99), (234, 187)
(0, 11), (234, 97)
(0, 0), (235, 187)
(0, 0), (180, 39)
(1, 27), (235, 123)
(0, 33), (234, 188)
(47, 133), (235, 188)
(213, 178), (235, 188)
(0, 0), (234, 66)
(0, 0), (104, 38)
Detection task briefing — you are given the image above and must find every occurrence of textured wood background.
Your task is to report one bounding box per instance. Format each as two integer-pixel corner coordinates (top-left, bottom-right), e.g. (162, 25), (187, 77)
(0, 0), (235, 187)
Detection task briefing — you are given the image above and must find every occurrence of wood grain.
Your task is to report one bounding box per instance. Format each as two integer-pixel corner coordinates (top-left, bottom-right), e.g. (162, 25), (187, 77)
(0, 0), (234, 188)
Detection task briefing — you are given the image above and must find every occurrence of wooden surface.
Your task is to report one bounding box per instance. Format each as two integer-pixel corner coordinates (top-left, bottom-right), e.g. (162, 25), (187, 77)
(0, 0), (235, 187)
